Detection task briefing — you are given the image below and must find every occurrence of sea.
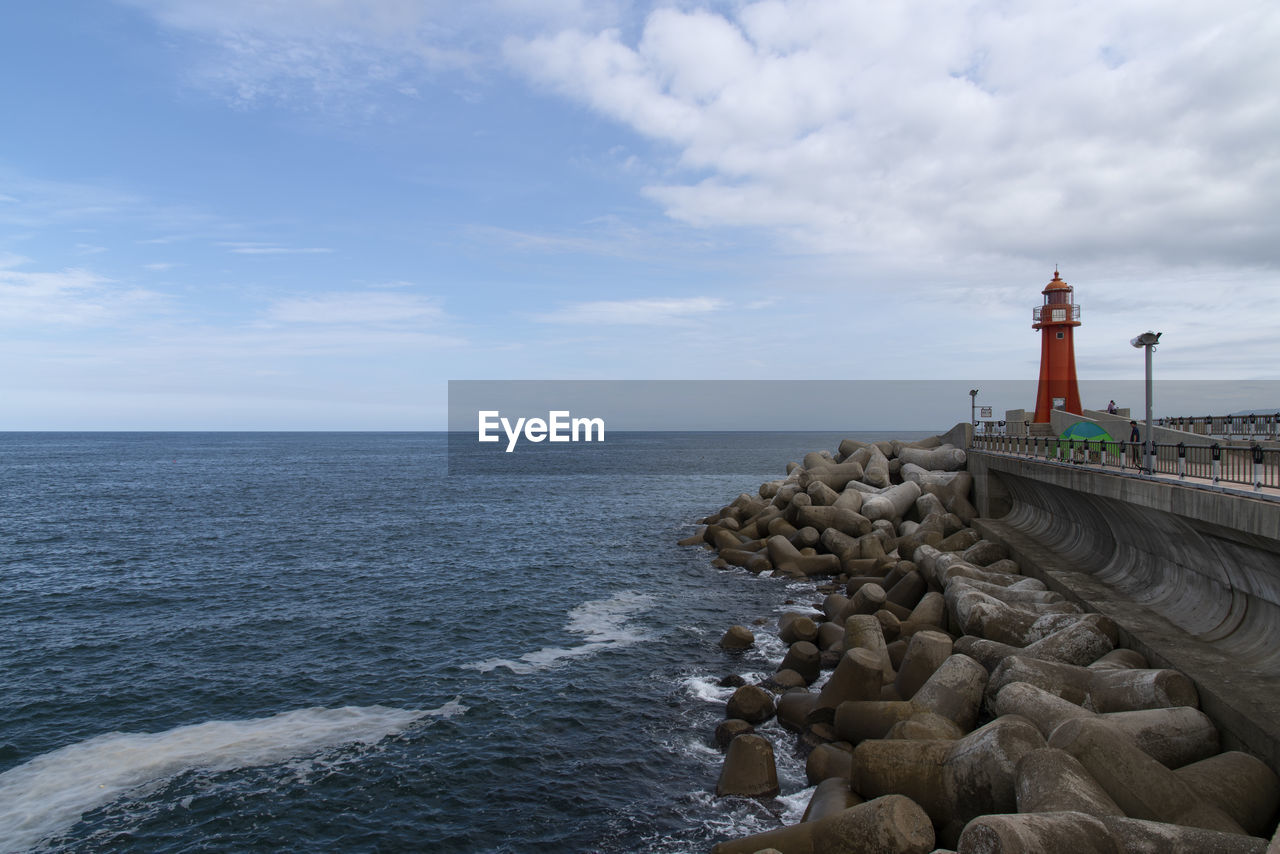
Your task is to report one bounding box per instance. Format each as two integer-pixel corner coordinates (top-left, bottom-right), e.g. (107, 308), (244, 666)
(0, 430), (928, 853)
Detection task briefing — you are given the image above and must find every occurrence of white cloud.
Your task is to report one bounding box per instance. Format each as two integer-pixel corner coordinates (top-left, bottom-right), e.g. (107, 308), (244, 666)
(118, 0), (631, 110)
(223, 242), (334, 255)
(125, 0), (475, 107)
(267, 291), (444, 325)
(534, 296), (725, 325)
(507, 1), (1280, 270)
(0, 251), (30, 269)
(0, 268), (163, 326)
(0, 171), (223, 238)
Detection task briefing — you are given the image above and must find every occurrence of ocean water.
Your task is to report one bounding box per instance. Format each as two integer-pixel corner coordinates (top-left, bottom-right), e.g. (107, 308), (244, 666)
(0, 431), (925, 853)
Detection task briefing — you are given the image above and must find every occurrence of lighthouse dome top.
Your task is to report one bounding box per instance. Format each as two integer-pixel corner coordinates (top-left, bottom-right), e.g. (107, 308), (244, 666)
(1042, 268), (1073, 294)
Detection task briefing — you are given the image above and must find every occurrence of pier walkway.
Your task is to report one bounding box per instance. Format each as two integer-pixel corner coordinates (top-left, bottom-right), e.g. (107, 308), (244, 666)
(971, 433), (1280, 497)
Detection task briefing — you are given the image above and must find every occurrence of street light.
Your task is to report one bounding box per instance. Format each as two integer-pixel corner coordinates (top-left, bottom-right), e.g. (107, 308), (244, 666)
(969, 388), (979, 429)
(1130, 331), (1162, 472)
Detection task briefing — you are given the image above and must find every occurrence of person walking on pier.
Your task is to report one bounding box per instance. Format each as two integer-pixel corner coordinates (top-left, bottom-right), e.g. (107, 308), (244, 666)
(1129, 420), (1140, 466)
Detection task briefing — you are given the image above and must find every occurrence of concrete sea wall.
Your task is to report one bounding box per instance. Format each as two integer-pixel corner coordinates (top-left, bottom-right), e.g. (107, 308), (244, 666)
(969, 451), (1280, 771)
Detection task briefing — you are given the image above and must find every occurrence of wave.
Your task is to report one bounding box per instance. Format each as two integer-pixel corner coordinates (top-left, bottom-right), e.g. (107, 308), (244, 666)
(0, 700), (464, 853)
(467, 591), (654, 674)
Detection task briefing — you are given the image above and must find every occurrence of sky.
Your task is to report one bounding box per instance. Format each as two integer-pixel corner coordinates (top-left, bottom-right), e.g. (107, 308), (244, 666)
(2, 0), (1277, 429)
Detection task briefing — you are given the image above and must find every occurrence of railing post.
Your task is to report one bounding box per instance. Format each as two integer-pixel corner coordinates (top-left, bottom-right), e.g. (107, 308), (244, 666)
(1176, 442), (1186, 479)
(1253, 443), (1264, 491)
(1211, 442), (1221, 483)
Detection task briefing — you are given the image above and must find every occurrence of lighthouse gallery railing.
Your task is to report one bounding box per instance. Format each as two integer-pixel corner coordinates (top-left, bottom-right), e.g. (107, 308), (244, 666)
(1032, 304), (1081, 323)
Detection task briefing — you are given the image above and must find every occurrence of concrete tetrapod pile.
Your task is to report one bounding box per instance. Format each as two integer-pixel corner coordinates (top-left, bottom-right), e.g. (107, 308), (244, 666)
(682, 431), (1280, 854)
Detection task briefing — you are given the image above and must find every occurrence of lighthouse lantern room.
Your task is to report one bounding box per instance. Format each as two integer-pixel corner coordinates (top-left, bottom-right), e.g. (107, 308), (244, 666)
(1032, 269), (1082, 423)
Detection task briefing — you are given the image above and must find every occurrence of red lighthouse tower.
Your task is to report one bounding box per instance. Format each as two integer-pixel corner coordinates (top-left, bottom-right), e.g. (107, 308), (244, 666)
(1032, 269), (1082, 423)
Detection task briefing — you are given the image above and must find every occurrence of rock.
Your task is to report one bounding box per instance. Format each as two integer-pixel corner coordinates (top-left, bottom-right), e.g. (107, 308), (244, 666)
(777, 690), (819, 731)
(938, 528), (982, 552)
(796, 506), (874, 539)
(851, 716), (1046, 829)
(883, 711), (964, 741)
(764, 669), (809, 693)
(863, 446), (891, 488)
(954, 616), (1114, 672)
(808, 481), (841, 506)
(885, 570), (926, 609)
(1047, 717), (1245, 834)
(1087, 648), (1148, 670)
(726, 684), (776, 724)
(799, 461), (868, 492)
(841, 583), (887, 620)
(1175, 751), (1280, 836)
(860, 481), (923, 523)
(1015, 747), (1124, 816)
(815, 647), (885, 715)
(914, 491), (946, 518)
(716, 733), (779, 798)
(780, 641), (822, 684)
(893, 630), (954, 700)
(961, 539), (1008, 566)
(992, 681), (1219, 768)
(834, 653), (988, 744)
(712, 795), (935, 854)
(779, 612), (820, 644)
(807, 742), (855, 785)
(719, 625), (755, 650)
(960, 811), (1271, 854)
(842, 614), (894, 682)
(802, 777), (864, 823)
(897, 445), (966, 471)
(989, 656), (1199, 714)
(714, 718), (754, 749)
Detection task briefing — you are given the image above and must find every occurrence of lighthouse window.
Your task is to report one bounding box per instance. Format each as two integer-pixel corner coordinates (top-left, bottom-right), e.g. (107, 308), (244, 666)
(1056, 332), (1064, 339)
(1052, 308), (1066, 321)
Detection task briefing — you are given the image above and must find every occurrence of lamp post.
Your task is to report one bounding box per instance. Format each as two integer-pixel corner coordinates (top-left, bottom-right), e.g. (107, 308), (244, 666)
(969, 388), (979, 430)
(1130, 332), (1162, 473)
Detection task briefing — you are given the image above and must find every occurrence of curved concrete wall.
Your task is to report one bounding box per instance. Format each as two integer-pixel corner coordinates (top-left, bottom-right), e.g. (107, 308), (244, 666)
(970, 452), (1280, 768)
(995, 469), (1280, 670)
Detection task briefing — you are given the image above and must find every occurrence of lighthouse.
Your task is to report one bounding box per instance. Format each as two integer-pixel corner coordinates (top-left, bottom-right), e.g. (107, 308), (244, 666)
(1032, 268), (1082, 423)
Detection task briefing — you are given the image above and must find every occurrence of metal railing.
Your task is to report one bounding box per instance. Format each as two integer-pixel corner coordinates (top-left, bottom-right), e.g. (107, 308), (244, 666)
(1032, 304), (1081, 324)
(1155, 414), (1280, 439)
(971, 434), (1280, 491)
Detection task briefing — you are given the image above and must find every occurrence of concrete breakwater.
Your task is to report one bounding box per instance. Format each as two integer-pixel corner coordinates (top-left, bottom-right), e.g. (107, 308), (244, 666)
(681, 428), (1280, 853)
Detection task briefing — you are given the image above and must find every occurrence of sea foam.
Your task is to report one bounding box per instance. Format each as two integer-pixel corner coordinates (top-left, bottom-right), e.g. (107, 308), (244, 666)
(467, 591), (654, 674)
(0, 701), (461, 853)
